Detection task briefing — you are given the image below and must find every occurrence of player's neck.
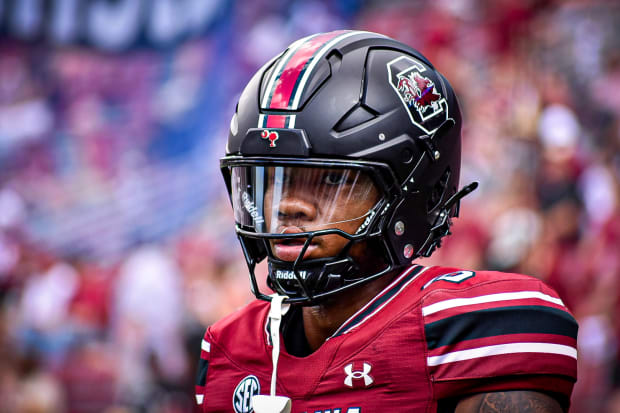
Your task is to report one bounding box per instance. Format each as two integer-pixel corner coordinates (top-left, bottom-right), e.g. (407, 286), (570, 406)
(301, 271), (399, 352)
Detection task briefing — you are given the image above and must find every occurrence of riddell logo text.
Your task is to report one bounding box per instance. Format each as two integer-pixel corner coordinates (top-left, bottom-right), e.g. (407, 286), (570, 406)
(275, 270), (307, 280)
(241, 192), (265, 224)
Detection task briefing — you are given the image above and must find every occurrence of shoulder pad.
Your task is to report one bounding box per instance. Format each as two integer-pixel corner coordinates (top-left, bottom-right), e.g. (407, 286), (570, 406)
(421, 270), (578, 399)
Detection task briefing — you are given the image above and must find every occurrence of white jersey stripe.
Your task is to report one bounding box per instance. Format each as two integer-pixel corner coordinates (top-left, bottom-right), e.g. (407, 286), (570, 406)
(195, 394), (204, 405)
(427, 342), (577, 367)
(201, 339), (211, 353)
(422, 291), (565, 317)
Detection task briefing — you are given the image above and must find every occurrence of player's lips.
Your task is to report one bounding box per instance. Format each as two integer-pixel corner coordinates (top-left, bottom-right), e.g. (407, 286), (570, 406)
(272, 226), (317, 261)
(273, 239), (317, 261)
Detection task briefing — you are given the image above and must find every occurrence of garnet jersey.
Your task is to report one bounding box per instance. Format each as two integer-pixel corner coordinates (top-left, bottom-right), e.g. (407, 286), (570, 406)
(195, 265), (578, 412)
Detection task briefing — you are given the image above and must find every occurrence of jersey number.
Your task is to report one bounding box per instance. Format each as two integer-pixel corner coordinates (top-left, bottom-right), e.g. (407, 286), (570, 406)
(422, 271), (475, 290)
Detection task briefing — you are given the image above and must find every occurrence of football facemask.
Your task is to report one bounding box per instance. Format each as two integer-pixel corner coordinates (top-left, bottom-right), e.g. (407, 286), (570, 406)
(224, 158), (397, 303)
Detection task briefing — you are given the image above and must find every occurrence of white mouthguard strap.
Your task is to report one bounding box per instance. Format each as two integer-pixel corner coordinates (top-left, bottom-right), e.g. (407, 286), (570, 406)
(252, 295), (292, 413)
(267, 294), (289, 396)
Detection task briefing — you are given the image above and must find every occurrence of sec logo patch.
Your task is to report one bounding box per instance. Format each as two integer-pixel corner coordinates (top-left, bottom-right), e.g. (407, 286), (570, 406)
(233, 375), (260, 413)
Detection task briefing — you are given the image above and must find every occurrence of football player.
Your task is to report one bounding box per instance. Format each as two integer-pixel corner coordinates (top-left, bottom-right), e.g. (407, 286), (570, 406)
(195, 30), (577, 413)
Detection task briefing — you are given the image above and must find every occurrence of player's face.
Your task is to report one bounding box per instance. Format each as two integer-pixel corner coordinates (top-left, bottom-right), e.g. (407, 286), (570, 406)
(263, 167), (380, 261)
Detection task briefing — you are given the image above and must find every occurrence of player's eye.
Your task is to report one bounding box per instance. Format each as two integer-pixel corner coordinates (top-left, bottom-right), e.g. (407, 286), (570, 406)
(323, 171), (349, 185)
(271, 167), (292, 186)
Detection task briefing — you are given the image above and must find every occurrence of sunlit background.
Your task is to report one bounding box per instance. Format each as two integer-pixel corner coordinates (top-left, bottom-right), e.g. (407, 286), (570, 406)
(0, 0), (618, 412)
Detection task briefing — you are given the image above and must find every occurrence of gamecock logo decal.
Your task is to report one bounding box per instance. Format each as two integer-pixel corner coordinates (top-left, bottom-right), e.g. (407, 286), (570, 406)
(387, 56), (449, 135)
(397, 72), (441, 112)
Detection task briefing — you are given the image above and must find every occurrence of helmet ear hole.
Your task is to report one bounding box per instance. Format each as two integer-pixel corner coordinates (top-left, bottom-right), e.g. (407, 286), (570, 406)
(427, 168), (451, 213)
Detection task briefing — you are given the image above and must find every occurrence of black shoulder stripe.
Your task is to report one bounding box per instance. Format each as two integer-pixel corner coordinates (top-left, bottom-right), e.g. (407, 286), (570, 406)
(425, 305), (578, 350)
(196, 358), (209, 387)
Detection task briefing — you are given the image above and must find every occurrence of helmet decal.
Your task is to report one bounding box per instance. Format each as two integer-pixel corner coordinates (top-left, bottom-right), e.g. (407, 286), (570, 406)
(260, 129), (279, 147)
(257, 30), (387, 129)
(258, 113), (295, 128)
(387, 56), (449, 134)
(399, 73), (441, 112)
(261, 30), (352, 112)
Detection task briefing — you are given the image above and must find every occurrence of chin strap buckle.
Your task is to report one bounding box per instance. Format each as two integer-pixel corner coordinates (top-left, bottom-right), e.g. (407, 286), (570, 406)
(252, 295), (292, 413)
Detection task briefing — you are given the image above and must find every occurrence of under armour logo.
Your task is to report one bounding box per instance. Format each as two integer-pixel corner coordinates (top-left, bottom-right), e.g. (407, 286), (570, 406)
(344, 362), (373, 387)
(261, 130), (279, 147)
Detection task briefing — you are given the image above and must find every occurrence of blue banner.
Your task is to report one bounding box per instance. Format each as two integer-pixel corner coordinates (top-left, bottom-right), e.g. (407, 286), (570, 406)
(0, 0), (231, 51)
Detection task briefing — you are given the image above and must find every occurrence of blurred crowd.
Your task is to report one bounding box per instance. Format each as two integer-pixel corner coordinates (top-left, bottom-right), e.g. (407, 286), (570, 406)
(0, 0), (619, 412)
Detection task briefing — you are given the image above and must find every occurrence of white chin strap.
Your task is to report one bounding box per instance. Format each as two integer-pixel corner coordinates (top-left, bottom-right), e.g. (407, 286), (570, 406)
(252, 295), (292, 413)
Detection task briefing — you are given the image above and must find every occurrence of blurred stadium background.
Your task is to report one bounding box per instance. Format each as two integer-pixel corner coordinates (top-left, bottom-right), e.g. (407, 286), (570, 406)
(0, 0), (618, 412)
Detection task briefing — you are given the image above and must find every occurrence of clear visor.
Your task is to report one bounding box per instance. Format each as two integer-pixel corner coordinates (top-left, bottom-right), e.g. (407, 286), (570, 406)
(230, 166), (381, 235)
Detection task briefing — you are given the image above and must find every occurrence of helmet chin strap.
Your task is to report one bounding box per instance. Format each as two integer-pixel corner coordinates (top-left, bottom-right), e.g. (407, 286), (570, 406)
(252, 295), (292, 413)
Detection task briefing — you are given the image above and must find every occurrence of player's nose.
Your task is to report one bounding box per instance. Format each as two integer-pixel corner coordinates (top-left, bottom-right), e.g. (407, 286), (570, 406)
(277, 196), (317, 224)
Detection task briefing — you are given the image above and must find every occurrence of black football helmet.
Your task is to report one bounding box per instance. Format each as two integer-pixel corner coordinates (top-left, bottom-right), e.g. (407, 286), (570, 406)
(221, 30), (477, 305)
